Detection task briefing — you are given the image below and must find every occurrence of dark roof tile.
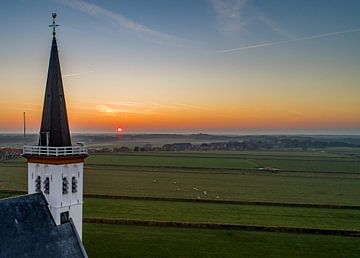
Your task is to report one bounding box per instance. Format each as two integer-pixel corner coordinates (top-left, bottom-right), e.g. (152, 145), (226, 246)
(0, 193), (86, 258)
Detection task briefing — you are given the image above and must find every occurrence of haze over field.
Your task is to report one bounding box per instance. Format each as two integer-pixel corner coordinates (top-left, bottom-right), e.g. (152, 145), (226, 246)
(0, 0), (359, 134)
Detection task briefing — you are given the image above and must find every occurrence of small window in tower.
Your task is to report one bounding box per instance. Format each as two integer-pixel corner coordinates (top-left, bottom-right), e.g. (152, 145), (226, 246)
(62, 177), (69, 194)
(71, 176), (78, 193)
(60, 211), (69, 224)
(35, 176), (41, 193)
(44, 177), (50, 194)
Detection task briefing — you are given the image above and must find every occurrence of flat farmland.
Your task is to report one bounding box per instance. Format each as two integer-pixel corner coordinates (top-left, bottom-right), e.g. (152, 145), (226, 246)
(86, 154), (259, 170)
(2, 149), (360, 257)
(86, 152), (360, 173)
(3, 190), (359, 233)
(83, 223), (360, 258)
(2, 151), (360, 205)
(83, 168), (360, 205)
(256, 159), (359, 173)
(0, 165), (27, 190)
(84, 198), (360, 231)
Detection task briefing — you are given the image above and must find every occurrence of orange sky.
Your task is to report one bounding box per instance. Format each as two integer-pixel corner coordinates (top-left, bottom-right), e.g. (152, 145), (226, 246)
(1, 92), (359, 133)
(1, 1), (360, 134)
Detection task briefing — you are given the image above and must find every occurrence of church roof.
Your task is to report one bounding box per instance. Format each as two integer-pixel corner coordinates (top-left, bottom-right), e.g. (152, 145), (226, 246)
(0, 193), (87, 258)
(39, 34), (72, 147)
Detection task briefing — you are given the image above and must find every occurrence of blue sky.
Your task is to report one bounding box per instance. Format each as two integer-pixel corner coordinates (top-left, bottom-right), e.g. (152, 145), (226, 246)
(2, 1), (359, 53)
(1, 0), (360, 133)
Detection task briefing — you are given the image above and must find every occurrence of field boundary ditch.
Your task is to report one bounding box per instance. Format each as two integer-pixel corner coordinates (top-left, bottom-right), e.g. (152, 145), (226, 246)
(1, 190), (359, 210)
(1, 160), (359, 175)
(92, 152), (358, 161)
(84, 164), (360, 176)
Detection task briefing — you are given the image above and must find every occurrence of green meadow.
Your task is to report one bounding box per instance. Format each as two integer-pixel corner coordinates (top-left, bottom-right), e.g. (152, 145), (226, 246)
(85, 152), (360, 173)
(2, 161), (360, 205)
(84, 198), (360, 231)
(1, 149), (360, 257)
(83, 224), (360, 258)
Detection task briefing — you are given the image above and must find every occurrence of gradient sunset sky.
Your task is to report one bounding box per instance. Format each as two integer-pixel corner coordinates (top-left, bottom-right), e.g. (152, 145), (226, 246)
(1, 0), (359, 134)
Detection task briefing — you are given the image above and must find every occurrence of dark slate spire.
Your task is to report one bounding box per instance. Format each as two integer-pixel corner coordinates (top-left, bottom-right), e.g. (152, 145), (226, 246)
(39, 14), (71, 147)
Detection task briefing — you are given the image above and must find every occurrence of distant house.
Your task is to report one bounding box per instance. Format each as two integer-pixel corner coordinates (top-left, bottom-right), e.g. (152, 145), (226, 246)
(162, 143), (192, 151)
(114, 146), (132, 152)
(0, 148), (22, 160)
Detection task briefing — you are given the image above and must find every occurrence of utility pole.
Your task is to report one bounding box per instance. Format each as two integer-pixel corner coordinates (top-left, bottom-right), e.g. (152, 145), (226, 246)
(23, 112), (26, 138)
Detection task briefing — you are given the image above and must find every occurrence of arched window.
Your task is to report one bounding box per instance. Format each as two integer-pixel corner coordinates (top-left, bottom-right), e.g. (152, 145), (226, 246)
(35, 176), (41, 192)
(72, 176), (78, 193)
(44, 177), (50, 194)
(62, 177), (69, 194)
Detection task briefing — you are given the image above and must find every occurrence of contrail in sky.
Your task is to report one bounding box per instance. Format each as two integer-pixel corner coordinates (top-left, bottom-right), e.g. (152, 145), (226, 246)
(58, 0), (194, 46)
(217, 28), (360, 53)
(63, 70), (94, 78)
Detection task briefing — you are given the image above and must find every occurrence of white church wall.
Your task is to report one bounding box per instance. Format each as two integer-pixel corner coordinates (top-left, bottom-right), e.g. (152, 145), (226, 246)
(28, 162), (84, 239)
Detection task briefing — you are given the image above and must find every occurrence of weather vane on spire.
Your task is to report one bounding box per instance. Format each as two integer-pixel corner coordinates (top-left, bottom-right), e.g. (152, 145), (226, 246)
(49, 13), (59, 37)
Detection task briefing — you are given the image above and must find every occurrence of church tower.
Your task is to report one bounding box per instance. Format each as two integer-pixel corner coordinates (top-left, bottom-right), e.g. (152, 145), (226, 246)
(23, 13), (87, 239)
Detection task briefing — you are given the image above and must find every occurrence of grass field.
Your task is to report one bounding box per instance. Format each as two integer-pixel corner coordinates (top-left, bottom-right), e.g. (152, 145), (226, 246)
(0, 165), (27, 190)
(83, 223), (360, 258)
(86, 154), (259, 169)
(7, 149), (360, 173)
(85, 152), (360, 173)
(2, 155), (360, 205)
(1, 192), (359, 231)
(2, 149), (360, 257)
(84, 198), (360, 230)
(83, 168), (360, 205)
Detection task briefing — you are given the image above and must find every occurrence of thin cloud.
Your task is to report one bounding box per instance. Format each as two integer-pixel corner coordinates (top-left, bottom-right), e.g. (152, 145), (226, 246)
(173, 103), (210, 111)
(95, 101), (152, 109)
(104, 102), (148, 108)
(58, 0), (193, 46)
(211, 0), (249, 35)
(95, 104), (152, 115)
(256, 13), (294, 39)
(93, 100), (210, 116)
(217, 28), (360, 53)
(211, 0), (291, 38)
(63, 70), (94, 78)
(94, 101), (159, 115)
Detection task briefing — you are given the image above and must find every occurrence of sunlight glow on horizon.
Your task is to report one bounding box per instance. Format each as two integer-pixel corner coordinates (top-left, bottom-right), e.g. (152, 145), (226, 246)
(0, 1), (360, 134)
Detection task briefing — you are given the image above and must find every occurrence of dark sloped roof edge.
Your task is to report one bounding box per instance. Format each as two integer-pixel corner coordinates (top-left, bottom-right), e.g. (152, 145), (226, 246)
(69, 218), (88, 258)
(0, 193), (57, 226)
(0, 192), (43, 204)
(0, 193), (87, 257)
(40, 192), (58, 226)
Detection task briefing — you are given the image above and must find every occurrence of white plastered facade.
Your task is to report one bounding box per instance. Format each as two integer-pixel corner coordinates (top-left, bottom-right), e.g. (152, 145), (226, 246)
(28, 162), (84, 239)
